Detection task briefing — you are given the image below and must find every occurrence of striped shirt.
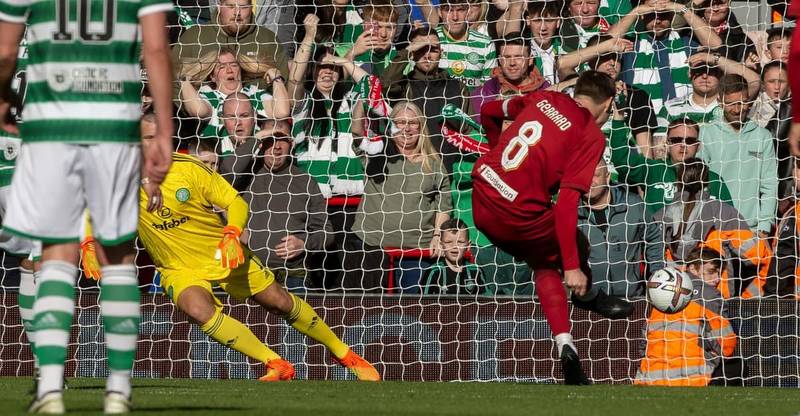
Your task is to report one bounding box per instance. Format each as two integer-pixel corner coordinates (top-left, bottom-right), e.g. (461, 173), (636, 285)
(0, 0), (173, 143)
(197, 83), (273, 138)
(0, 32), (27, 187)
(657, 94), (719, 126)
(624, 31), (693, 115)
(436, 26), (497, 90)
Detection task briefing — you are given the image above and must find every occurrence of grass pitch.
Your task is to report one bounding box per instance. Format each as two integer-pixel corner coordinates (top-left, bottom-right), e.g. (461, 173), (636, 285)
(0, 377), (798, 415)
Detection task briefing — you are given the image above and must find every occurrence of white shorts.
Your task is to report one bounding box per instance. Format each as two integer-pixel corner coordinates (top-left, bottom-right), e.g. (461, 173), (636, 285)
(0, 185), (40, 256)
(3, 142), (141, 245)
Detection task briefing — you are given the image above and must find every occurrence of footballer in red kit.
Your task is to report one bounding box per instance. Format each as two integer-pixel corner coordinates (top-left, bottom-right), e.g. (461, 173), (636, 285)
(472, 71), (634, 385)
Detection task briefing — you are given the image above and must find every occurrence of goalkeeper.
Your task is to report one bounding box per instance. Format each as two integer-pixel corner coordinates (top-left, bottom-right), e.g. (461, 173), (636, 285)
(135, 115), (380, 382)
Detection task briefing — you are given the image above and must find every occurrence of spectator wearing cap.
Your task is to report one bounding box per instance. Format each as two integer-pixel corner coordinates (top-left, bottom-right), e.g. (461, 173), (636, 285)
(497, 1), (564, 85)
(658, 48), (760, 125)
(381, 26), (471, 134)
(610, 116), (732, 215)
(225, 120), (333, 291)
(691, 0), (754, 62)
(613, 0), (722, 114)
(470, 34), (546, 124)
(578, 158), (664, 298)
(435, 0), (498, 90)
(559, 0), (633, 52)
(698, 74), (778, 237)
(750, 61), (793, 198)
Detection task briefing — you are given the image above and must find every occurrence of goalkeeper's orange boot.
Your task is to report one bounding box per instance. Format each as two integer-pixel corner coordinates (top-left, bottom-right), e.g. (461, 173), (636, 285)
(259, 359), (295, 382)
(334, 350), (381, 382)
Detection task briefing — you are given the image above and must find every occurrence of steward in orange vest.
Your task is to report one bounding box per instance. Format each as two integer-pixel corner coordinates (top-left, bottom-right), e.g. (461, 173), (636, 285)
(636, 247), (745, 386)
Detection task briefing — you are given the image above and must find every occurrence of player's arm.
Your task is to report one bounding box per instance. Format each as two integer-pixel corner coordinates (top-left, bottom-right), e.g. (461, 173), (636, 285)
(205, 170), (249, 268)
(140, 8), (175, 186)
(480, 96), (529, 147)
(0, 21), (25, 134)
(557, 124), (606, 296)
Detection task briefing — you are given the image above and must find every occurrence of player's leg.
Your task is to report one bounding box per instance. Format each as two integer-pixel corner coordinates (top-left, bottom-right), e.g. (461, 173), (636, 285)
(82, 143), (143, 414)
(18, 257), (38, 376)
(94, 241), (139, 413)
(242, 263), (381, 381)
(3, 143), (86, 413)
(172, 282), (284, 372)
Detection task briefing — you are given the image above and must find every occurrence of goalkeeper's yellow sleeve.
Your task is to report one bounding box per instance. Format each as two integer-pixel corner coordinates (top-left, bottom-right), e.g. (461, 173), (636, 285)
(225, 196), (249, 232)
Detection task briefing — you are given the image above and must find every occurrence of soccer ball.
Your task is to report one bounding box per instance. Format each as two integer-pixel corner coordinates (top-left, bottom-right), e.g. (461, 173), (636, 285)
(646, 267), (694, 314)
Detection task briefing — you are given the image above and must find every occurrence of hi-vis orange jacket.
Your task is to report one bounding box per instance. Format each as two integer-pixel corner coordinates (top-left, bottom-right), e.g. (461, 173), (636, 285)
(635, 277), (737, 386)
(654, 192), (771, 298)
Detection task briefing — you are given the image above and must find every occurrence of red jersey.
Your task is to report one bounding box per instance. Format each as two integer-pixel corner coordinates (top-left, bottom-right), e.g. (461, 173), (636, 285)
(471, 91), (605, 224)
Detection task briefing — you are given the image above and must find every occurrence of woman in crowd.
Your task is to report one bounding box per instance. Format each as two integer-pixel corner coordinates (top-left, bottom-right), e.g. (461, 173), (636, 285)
(344, 101), (452, 293)
(177, 48), (290, 138)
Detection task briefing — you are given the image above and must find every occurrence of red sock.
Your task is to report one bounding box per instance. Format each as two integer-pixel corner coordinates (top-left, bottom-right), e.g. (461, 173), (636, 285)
(534, 268), (570, 335)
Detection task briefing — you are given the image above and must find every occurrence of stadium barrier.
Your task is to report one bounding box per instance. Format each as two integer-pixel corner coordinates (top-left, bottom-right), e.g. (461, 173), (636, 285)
(1, 293), (798, 386)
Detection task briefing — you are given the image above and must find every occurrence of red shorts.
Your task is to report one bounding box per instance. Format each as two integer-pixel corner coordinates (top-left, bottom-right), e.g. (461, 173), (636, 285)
(472, 193), (561, 270)
(789, 0), (800, 17)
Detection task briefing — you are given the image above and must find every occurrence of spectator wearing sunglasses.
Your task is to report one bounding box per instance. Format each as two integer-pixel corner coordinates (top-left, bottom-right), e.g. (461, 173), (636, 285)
(658, 49), (760, 126)
(610, 116), (732, 215)
(612, 0), (722, 114)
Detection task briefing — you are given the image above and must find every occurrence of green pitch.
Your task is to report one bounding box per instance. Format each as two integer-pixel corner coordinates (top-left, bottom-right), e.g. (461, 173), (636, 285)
(1, 377), (798, 415)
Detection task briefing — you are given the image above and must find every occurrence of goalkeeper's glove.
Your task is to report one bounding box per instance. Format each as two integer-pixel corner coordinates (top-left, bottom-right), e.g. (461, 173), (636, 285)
(217, 225), (245, 269)
(80, 237), (102, 281)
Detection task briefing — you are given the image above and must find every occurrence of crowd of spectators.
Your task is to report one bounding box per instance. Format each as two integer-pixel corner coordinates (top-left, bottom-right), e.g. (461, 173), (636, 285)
(156, 0), (800, 299)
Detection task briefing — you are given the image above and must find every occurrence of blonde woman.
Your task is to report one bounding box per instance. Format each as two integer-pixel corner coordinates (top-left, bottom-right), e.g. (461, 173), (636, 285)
(344, 102), (452, 293)
(178, 48), (290, 138)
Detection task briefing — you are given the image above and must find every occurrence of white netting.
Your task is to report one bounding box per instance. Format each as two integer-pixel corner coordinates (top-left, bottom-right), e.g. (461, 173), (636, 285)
(1, 0), (799, 386)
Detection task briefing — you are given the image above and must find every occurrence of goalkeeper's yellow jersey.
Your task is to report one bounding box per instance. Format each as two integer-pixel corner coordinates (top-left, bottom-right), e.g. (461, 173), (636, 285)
(138, 153), (245, 281)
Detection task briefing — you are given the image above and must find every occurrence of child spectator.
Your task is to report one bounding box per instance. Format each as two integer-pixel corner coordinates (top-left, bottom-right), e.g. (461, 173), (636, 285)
(766, 27), (791, 63)
(635, 247), (744, 386)
(423, 219), (489, 295)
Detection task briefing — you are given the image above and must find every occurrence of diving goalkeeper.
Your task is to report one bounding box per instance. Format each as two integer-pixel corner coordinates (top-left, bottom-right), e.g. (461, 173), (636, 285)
(137, 113), (379, 381)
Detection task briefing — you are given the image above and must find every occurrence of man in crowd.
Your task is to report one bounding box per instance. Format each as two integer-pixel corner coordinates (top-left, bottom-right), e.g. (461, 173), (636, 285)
(471, 35), (546, 123)
(578, 159), (664, 298)
(172, 0), (289, 92)
(699, 74), (778, 237)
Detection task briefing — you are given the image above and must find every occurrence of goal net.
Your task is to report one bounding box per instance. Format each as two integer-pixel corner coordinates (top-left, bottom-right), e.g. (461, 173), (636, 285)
(1, 0), (799, 386)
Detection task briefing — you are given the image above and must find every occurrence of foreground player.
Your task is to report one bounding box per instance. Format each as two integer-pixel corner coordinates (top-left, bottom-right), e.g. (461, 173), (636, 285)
(472, 71), (633, 385)
(138, 114), (380, 383)
(0, 0), (174, 412)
